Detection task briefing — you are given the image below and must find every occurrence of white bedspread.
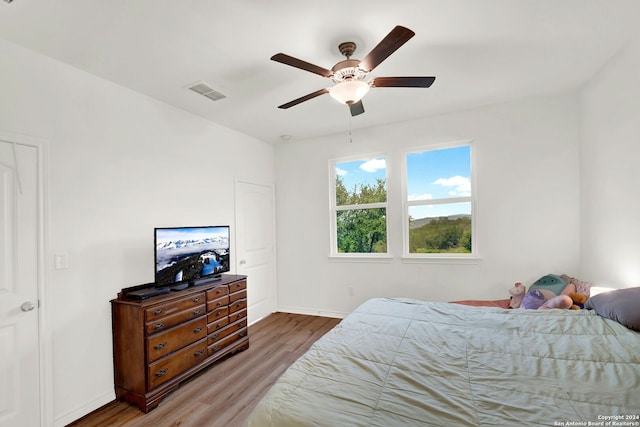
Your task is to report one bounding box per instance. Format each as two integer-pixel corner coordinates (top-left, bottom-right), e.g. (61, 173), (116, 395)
(246, 298), (640, 426)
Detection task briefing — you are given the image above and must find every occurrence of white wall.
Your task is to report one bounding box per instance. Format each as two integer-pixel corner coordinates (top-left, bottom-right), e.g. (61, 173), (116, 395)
(6, 24), (634, 424)
(0, 38), (275, 425)
(579, 35), (640, 287)
(275, 94), (581, 316)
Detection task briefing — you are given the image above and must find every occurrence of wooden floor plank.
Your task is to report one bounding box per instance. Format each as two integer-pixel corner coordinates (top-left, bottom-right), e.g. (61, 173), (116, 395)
(67, 312), (341, 427)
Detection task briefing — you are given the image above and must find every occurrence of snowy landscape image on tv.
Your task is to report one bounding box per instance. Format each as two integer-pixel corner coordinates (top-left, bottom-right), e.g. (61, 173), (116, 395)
(155, 226), (230, 286)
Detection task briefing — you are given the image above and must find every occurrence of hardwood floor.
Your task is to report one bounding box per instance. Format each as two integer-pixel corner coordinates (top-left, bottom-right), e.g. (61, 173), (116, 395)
(68, 312), (341, 427)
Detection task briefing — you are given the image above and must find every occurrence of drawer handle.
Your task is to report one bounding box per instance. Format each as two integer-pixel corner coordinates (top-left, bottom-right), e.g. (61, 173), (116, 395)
(213, 344), (220, 352)
(238, 331), (246, 338)
(194, 350), (204, 357)
(215, 310), (221, 316)
(155, 368), (168, 377)
(193, 327), (203, 334)
(212, 333), (220, 340)
(193, 297), (200, 303)
(154, 342), (167, 350)
(153, 323), (165, 330)
(153, 309), (164, 316)
(193, 309), (201, 315)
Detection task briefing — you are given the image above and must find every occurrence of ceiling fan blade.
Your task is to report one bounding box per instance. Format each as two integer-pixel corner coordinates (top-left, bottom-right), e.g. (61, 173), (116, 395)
(271, 53), (333, 78)
(348, 100), (365, 116)
(371, 76), (436, 88)
(359, 26), (415, 72)
(277, 88), (329, 109)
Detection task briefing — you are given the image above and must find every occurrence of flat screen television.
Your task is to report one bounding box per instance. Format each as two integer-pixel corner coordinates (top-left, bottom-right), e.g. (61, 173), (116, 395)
(154, 225), (230, 287)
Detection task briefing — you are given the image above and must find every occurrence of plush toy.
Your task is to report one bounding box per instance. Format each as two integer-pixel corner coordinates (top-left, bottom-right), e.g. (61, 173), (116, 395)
(509, 282), (527, 308)
(521, 289), (557, 309)
(568, 292), (588, 310)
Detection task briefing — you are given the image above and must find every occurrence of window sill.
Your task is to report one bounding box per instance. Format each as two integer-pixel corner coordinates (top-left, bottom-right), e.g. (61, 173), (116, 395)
(401, 256), (482, 265)
(327, 255), (482, 264)
(328, 255), (394, 263)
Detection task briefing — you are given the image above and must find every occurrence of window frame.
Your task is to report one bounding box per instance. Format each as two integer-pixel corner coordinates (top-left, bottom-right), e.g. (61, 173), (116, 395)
(329, 152), (391, 259)
(401, 140), (478, 261)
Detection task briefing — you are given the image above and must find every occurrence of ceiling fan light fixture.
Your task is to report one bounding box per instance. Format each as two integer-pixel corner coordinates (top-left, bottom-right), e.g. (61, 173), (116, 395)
(328, 80), (370, 105)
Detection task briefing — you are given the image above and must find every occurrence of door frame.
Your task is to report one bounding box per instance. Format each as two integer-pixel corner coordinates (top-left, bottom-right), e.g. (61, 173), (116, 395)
(0, 131), (51, 427)
(233, 177), (277, 324)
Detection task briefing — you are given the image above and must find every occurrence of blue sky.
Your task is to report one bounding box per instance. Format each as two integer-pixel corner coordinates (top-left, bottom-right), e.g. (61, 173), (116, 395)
(335, 146), (471, 219)
(406, 145), (471, 199)
(156, 226), (229, 243)
(335, 158), (386, 193)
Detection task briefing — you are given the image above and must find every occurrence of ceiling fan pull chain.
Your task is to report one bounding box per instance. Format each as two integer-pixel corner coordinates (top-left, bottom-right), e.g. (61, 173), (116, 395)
(349, 114), (353, 144)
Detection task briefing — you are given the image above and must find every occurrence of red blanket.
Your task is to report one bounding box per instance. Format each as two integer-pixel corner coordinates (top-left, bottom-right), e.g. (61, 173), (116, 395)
(451, 299), (511, 308)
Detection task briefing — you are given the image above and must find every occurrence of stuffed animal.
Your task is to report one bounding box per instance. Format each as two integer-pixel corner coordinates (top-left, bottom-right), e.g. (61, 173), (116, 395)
(509, 282), (527, 308)
(521, 289), (557, 309)
(568, 292), (588, 310)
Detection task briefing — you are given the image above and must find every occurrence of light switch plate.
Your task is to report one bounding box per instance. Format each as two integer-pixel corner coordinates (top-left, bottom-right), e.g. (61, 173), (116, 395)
(54, 253), (68, 270)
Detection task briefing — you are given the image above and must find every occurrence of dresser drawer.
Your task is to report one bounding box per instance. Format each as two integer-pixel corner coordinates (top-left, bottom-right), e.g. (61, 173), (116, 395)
(146, 316), (207, 363)
(206, 294), (229, 312)
(229, 308), (247, 323)
(207, 306), (229, 324)
(207, 318), (247, 346)
(207, 316), (229, 334)
(229, 289), (247, 303)
(228, 298), (247, 314)
(145, 304), (205, 334)
(208, 328), (247, 356)
(229, 280), (246, 293)
(147, 339), (207, 390)
(145, 292), (206, 322)
(206, 285), (229, 300)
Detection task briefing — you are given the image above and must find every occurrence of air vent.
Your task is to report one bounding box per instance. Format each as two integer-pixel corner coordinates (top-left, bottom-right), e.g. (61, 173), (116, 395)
(186, 82), (226, 102)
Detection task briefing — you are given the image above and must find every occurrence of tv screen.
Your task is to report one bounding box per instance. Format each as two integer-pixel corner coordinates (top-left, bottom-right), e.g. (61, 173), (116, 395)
(154, 225), (230, 287)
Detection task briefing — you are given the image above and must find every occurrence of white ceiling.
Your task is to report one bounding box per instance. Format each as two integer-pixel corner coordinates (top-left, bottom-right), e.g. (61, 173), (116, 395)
(1, 0), (638, 144)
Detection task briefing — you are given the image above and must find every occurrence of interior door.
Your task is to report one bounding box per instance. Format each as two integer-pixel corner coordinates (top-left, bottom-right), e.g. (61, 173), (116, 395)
(235, 180), (276, 324)
(0, 140), (41, 427)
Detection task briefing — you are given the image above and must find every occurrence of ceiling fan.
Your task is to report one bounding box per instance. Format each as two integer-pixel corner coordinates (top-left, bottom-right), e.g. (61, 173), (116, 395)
(270, 25), (435, 117)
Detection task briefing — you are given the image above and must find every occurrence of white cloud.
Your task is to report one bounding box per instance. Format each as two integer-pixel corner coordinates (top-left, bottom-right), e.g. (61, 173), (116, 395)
(433, 176), (471, 196)
(335, 167), (348, 176)
(360, 158), (386, 173)
(408, 193), (433, 201)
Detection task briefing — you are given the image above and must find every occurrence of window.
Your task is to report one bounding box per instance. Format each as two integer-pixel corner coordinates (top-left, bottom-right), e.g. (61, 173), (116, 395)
(404, 142), (474, 257)
(330, 156), (388, 256)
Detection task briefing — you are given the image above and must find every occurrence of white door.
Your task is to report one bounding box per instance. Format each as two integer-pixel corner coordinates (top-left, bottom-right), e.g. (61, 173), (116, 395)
(0, 140), (41, 427)
(235, 180), (276, 324)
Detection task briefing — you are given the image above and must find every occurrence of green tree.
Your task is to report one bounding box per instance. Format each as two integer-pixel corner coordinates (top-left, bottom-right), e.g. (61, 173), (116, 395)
(409, 216), (471, 253)
(336, 176), (387, 253)
(335, 175), (349, 206)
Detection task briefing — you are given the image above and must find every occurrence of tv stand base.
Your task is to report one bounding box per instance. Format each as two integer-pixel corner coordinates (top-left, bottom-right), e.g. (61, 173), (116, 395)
(191, 275), (222, 286)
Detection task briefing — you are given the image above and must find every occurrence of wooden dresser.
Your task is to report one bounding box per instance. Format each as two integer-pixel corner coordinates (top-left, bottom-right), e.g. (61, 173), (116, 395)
(111, 274), (249, 412)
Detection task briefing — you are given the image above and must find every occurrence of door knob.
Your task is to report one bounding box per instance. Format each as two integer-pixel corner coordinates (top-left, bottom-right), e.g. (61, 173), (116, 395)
(21, 301), (35, 312)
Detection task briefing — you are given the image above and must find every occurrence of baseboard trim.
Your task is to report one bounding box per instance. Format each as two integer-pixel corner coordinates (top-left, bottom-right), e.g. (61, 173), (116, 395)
(276, 305), (348, 319)
(54, 390), (114, 427)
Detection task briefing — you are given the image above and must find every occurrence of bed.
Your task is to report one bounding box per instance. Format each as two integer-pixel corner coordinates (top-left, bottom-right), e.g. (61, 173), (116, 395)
(246, 296), (640, 426)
